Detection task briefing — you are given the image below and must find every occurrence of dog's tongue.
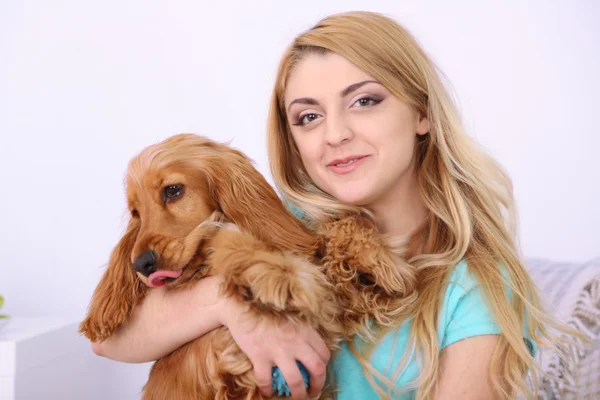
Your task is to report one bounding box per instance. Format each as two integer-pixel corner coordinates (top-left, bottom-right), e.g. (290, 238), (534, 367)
(148, 269), (183, 287)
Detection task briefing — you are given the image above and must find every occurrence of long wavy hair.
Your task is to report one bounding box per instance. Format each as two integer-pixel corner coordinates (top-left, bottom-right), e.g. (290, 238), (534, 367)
(267, 10), (581, 399)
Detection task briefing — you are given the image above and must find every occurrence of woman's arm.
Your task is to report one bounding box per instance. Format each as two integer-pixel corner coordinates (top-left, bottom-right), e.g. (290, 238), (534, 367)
(434, 335), (505, 399)
(92, 275), (225, 363)
(91, 274), (330, 400)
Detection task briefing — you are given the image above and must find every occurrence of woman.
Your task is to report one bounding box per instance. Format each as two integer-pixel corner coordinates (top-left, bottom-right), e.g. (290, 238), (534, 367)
(93, 11), (571, 399)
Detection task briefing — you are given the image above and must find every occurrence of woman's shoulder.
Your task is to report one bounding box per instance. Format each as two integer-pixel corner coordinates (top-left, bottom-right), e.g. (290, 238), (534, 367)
(445, 258), (510, 293)
(438, 258), (505, 349)
(446, 258), (473, 288)
(439, 258), (537, 355)
(444, 258), (487, 298)
(442, 257), (513, 320)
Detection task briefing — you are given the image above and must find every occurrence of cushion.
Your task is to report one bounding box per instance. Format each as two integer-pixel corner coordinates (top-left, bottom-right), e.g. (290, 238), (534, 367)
(525, 257), (600, 399)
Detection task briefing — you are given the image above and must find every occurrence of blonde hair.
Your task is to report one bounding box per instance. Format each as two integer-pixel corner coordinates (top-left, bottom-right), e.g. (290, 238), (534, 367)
(267, 10), (581, 399)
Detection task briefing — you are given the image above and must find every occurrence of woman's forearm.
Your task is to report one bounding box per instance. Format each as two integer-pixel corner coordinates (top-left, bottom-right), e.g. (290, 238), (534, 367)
(91, 275), (224, 363)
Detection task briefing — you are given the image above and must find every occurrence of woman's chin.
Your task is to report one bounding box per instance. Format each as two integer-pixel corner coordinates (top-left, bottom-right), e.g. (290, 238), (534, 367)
(321, 179), (378, 207)
(332, 191), (373, 207)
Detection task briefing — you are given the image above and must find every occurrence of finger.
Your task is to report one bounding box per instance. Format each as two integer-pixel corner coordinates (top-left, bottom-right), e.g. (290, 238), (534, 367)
(305, 326), (331, 363)
(275, 358), (307, 400)
(253, 362), (273, 398)
(296, 346), (327, 397)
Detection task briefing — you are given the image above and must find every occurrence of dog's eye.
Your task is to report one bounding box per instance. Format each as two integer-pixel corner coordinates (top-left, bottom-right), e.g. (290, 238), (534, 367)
(131, 209), (139, 218)
(164, 184), (184, 200)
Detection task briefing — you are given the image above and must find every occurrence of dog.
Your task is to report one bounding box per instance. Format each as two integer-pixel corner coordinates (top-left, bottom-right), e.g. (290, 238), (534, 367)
(80, 133), (417, 399)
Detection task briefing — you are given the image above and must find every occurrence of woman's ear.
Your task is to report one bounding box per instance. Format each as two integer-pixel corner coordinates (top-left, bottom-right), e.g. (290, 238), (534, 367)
(79, 218), (146, 342)
(416, 113), (430, 136)
(210, 151), (319, 256)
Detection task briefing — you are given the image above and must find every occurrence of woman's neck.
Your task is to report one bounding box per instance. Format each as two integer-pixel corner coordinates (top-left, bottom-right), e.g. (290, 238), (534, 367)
(369, 171), (428, 238)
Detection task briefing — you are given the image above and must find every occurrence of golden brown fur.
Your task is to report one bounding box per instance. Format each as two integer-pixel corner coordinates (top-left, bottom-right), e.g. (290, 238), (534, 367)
(317, 217), (418, 342)
(80, 133), (415, 399)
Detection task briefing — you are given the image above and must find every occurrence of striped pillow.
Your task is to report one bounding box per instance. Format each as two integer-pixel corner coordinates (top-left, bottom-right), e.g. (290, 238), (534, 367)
(525, 257), (600, 399)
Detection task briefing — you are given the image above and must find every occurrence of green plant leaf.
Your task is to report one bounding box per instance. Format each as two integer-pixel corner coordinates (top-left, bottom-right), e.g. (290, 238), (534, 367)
(0, 295), (4, 310)
(0, 315), (8, 319)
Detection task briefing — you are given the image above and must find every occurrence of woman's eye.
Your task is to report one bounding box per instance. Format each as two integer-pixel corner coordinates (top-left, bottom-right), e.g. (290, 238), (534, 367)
(353, 96), (380, 107)
(164, 184), (184, 200)
(294, 113), (319, 126)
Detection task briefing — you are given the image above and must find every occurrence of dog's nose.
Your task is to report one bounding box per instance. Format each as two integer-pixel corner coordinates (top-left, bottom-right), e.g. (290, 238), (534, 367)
(133, 250), (157, 277)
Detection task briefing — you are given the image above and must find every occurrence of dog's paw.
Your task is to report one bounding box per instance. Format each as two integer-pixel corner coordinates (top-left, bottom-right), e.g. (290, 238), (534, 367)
(318, 214), (384, 264)
(318, 213), (417, 298)
(221, 253), (334, 322)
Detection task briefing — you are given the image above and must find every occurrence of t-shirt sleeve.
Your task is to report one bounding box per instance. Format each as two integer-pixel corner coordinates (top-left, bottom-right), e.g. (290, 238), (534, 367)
(439, 260), (536, 356)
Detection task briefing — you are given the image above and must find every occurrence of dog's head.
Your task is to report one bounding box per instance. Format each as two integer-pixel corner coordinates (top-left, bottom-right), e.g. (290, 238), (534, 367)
(124, 137), (215, 287)
(112, 133), (318, 288)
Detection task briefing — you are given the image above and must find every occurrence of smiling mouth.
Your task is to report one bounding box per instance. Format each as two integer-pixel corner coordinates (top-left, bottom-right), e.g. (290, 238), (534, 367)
(329, 155), (368, 167)
(334, 158), (360, 167)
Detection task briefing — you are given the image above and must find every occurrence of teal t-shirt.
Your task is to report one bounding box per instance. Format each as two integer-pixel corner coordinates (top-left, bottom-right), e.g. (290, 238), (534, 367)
(330, 259), (536, 399)
(285, 206), (535, 398)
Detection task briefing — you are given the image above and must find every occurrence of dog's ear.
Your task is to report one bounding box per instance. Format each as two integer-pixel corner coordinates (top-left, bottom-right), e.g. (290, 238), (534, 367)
(210, 150), (318, 255)
(79, 218), (146, 342)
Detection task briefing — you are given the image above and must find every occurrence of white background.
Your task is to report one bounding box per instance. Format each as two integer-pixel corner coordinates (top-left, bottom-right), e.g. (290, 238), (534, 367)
(0, 1), (598, 398)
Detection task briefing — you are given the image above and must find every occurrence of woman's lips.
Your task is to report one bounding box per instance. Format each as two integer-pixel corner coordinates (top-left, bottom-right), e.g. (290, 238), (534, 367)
(328, 155), (369, 174)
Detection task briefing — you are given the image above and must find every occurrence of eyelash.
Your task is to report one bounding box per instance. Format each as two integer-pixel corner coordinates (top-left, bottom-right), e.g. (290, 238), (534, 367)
(292, 95), (382, 127)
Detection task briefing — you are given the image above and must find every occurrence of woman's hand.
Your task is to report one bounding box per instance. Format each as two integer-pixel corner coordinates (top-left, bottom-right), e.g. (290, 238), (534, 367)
(219, 299), (331, 400)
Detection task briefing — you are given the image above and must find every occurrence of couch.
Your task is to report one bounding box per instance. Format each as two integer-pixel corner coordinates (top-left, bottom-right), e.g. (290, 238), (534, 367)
(527, 257), (600, 399)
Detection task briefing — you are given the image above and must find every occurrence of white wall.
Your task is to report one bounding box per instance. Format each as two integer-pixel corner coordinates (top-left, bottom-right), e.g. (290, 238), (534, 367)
(0, 0), (598, 398)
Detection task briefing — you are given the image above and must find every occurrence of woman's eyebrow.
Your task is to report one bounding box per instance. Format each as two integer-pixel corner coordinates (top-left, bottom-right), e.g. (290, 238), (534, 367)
(286, 80), (380, 112)
(287, 97), (319, 112)
(340, 80), (380, 97)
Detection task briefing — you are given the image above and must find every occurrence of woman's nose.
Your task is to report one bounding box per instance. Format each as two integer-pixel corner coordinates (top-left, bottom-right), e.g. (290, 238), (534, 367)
(324, 115), (353, 146)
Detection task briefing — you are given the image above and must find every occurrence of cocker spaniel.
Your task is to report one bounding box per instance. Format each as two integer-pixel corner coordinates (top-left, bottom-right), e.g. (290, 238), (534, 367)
(80, 133), (416, 399)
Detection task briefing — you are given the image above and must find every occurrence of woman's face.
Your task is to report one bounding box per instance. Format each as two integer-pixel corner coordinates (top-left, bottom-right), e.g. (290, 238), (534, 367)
(284, 52), (429, 209)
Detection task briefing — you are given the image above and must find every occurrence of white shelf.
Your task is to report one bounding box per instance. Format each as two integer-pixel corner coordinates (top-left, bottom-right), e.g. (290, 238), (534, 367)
(0, 317), (87, 400)
(0, 316), (154, 400)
